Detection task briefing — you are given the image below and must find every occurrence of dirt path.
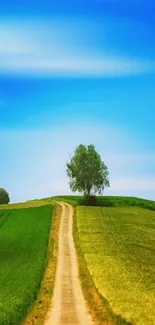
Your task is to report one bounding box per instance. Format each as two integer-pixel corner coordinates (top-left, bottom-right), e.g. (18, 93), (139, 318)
(45, 202), (93, 325)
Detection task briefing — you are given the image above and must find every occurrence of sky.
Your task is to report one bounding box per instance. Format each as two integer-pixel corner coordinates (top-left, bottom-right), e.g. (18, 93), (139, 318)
(0, 0), (155, 202)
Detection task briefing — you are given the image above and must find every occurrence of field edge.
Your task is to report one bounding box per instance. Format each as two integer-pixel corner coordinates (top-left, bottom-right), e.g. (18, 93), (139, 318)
(22, 203), (61, 325)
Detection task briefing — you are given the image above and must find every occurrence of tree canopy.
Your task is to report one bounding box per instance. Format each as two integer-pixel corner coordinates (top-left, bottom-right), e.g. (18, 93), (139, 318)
(66, 144), (110, 199)
(0, 188), (10, 205)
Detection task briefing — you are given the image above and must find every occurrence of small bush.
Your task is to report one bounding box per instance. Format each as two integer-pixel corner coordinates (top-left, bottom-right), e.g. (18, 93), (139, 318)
(0, 188), (10, 205)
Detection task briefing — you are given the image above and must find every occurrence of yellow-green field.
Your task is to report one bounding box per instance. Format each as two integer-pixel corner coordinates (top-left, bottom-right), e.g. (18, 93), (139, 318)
(77, 206), (155, 325)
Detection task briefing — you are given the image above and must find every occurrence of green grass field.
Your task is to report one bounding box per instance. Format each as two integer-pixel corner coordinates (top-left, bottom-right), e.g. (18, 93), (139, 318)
(77, 206), (155, 325)
(0, 205), (53, 325)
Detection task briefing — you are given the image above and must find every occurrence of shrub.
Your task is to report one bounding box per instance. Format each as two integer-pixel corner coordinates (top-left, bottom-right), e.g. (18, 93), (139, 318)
(0, 188), (10, 204)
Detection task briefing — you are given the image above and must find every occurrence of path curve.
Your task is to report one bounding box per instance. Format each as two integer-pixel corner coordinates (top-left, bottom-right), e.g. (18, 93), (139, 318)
(45, 202), (93, 325)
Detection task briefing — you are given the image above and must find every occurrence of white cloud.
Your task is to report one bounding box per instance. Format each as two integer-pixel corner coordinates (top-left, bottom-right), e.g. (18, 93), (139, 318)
(0, 19), (154, 77)
(1, 57), (152, 77)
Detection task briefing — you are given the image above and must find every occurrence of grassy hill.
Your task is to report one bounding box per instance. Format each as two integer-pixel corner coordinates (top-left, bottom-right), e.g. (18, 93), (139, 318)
(54, 195), (155, 210)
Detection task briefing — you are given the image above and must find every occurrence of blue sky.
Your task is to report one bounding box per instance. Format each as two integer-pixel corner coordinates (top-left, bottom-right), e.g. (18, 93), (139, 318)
(0, 0), (155, 202)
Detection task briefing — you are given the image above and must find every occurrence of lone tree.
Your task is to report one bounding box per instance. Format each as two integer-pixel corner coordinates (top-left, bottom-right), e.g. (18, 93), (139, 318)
(66, 144), (110, 201)
(0, 188), (10, 205)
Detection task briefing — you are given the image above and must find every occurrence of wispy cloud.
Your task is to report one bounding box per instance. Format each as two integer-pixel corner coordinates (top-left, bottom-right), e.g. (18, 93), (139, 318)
(0, 18), (154, 77)
(1, 56), (152, 77)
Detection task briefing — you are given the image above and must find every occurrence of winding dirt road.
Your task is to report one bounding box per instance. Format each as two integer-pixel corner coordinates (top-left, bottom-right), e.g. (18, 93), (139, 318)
(45, 202), (93, 325)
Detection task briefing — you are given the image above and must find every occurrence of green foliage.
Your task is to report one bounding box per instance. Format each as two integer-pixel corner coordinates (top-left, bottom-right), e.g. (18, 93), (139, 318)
(0, 205), (53, 325)
(77, 206), (155, 325)
(66, 144), (110, 198)
(0, 188), (10, 205)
